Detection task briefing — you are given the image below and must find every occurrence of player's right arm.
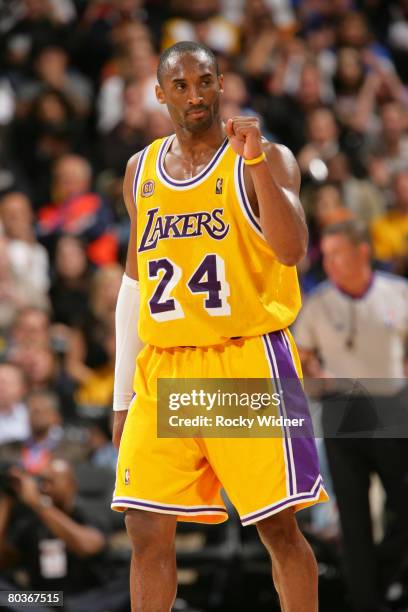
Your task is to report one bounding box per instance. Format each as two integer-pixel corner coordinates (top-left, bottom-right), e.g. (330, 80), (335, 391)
(123, 153), (140, 281)
(112, 153), (143, 449)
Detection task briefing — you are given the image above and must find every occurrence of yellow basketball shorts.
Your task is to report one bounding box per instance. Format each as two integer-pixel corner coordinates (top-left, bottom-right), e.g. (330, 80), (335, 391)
(112, 330), (328, 526)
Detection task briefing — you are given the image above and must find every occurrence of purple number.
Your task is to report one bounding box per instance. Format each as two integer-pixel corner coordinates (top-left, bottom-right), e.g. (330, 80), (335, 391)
(148, 259), (176, 314)
(187, 254), (222, 308)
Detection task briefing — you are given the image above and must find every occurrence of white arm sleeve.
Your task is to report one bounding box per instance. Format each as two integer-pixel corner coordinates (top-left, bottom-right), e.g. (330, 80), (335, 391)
(113, 273), (144, 411)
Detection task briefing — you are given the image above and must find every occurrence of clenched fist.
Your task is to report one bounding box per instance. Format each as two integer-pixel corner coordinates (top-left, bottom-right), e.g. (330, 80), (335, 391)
(225, 117), (263, 161)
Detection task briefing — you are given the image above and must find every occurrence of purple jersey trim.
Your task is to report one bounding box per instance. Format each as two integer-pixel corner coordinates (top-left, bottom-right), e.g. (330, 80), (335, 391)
(132, 147), (148, 206)
(241, 476), (324, 525)
(157, 136), (228, 187)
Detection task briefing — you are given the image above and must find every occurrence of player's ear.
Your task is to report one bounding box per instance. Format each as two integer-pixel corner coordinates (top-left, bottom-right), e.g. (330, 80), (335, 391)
(156, 84), (166, 105)
(218, 74), (224, 94)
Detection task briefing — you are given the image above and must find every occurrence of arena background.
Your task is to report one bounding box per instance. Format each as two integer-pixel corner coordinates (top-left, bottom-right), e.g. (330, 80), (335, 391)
(0, 0), (407, 610)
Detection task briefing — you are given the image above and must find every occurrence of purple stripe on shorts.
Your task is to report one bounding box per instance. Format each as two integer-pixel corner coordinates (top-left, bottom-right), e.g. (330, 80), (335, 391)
(268, 331), (321, 494)
(112, 499), (227, 514)
(241, 476), (323, 524)
(262, 335), (294, 496)
(158, 137), (228, 187)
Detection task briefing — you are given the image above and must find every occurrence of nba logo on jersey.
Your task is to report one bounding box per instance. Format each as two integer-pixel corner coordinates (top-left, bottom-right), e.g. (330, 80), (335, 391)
(125, 469), (130, 485)
(141, 180), (155, 197)
(215, 177), (223, 194)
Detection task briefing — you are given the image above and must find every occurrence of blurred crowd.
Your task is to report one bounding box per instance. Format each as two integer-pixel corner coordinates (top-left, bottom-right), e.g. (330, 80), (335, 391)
(0, 0), (408, 610)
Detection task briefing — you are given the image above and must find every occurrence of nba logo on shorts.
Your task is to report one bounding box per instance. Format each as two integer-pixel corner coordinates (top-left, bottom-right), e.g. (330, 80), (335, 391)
(125, 469), (130, 485)
(141, 180), (155, 197)
(215, 178), (223, 194)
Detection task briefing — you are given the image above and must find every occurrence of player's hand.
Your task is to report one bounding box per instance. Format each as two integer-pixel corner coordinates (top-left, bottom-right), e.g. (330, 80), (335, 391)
(225, 117), (263, 160)
(112, 410), (128, 449)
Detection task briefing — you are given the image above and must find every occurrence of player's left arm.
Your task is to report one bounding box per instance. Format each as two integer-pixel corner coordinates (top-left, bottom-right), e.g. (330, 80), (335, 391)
(226, 116), (308, 266)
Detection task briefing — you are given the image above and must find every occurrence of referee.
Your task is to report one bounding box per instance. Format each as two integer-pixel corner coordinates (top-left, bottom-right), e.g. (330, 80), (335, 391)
(294, 220), (408, 612)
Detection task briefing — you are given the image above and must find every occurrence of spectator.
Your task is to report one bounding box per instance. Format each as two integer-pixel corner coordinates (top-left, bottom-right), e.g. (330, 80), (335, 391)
(49, 235), (92, 328)
(387, 0), (408, 82)
(297, 107), (340, 180)
(19, 44), (92, 118)
(336, 11), (393, 69)
(161, 0), (240, 56)
(18, 347), (58, 393)
(262, 62), (328, 154)
(240, 0), (281, 80)
(294, 220), (408, 612)
(0, 363), (29, 446)
(300, 182), (354, 292)
(3, 0), (73, 74)
(97, 25), (157, 133)
(99, 79), (148, 177)
(66, 264), (122, 386)
(326, 153), (384, 225)
(21, 390), (63, 474)
(0, 458), (129, 611)
(9, 307), (50, 357)
(220, 71), (258, 121)
(366, 102), (408, 191)
(10, 329), (76, 420)
(86, 415), (118, 471)
(371, 169), (408, 275)
(0, 76), (16, 127)
(78, 0), (147, 82)
(0, 237), (49, 334)
(0, 192), (50, 294)
(11, 88), (83, 207)
(332, 47), (374, 133)
(37, 155), (118, 266)
(75, 319), (116, 417)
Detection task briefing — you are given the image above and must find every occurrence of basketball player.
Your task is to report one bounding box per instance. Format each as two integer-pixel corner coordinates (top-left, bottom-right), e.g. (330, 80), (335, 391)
(111, 41), (328, 612)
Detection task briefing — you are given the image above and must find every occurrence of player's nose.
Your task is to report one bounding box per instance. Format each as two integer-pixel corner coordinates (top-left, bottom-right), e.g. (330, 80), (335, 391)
(187, 88), (204, 106)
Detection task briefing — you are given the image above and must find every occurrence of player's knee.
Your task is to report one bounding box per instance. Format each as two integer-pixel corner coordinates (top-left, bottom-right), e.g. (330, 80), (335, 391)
(125, 510), (176, 557)
(256, 509), (300, 555)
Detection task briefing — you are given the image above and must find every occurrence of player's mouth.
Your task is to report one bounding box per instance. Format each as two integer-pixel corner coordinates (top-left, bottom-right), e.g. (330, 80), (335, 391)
(186, 107), (208, 119)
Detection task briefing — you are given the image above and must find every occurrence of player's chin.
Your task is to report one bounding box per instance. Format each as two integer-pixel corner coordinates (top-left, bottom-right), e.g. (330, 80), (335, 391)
(184, 115), (213, 133)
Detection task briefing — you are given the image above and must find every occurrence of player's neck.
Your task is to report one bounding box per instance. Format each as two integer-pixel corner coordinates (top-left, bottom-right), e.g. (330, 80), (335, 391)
(173, 120), (225, 158)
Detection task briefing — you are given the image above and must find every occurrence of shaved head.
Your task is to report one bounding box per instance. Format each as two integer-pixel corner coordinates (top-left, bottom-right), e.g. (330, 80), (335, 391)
(157, 41), (219, 86)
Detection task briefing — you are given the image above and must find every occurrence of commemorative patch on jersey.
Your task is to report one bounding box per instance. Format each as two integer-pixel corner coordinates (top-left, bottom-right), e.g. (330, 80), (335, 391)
(141, 179), (155, 197)
(215, 178), (223, 194)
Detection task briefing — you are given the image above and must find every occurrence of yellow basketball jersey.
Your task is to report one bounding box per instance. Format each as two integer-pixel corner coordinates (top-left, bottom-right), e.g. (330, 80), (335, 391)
(134, 135), (301, 347)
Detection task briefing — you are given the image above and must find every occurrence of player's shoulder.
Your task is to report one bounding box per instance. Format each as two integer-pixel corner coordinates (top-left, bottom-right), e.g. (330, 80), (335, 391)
(262, 141), (300, 185)
(123, 152), (142, 189)
(125, 135), (171, 176)
(262, 141), (296, 163)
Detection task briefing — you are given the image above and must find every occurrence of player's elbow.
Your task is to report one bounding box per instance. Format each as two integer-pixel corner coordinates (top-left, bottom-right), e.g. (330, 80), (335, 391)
(274, 242), (308, 267)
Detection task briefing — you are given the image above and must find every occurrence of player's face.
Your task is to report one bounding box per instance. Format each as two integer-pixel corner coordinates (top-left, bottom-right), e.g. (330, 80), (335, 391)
(156, 52), (223, 134)
(321, 234), (367, 286)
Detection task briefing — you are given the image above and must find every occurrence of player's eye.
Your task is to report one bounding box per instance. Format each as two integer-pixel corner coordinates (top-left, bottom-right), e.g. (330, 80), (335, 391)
(175, 83), (186, 90)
